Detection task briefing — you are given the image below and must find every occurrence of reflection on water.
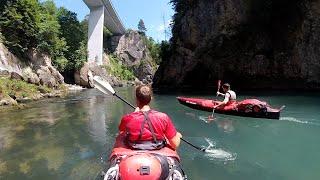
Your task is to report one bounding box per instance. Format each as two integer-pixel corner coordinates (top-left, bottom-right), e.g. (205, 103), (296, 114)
(216, 119), (234, 133)
(0, 89), (121, 179)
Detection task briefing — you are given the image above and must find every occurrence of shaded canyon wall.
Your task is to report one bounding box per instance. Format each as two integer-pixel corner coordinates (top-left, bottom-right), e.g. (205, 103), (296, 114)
(154, 0), (320, 90)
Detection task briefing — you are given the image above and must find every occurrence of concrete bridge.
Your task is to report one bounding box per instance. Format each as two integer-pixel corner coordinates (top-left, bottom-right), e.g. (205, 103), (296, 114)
(83, 0), (125, 65)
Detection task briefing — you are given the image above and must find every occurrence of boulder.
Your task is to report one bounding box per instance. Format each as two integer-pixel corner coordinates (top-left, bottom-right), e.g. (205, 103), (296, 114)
(0, 68), (10, 77)
(74, 62), (123, 88)
(10, 72), (23, 80)
(0, 96), (17, 106)
(37, 67), (58, 88)
(22, 67), (40, 85)
(29, 50), (64, 87)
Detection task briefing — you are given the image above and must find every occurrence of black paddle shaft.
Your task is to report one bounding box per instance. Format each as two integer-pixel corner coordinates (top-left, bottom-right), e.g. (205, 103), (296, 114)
(181, 138), (205, 152)
(114, 93), (135, 109)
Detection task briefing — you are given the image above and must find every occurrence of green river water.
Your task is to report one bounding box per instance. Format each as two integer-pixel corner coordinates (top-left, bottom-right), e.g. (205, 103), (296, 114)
(0, 88), (319, 180)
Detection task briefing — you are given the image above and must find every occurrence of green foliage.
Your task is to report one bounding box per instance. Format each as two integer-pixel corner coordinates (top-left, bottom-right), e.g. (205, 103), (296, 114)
(0, 0), (41, 56)
(57, 7), (83, 57)
(38, 0), (67, 57)
(0, 77), (38, 98)
(142, 36), (163, 65)
(103, 27), (113, 51)
(53, 56), (68, 72)
(104, 55), (135, 81)
(72, 41), (87, 70)
(56, 7), (88, 71)
(0, 0), (87, 73)
(80, 16), (89, 41)
(138, 19), (147, 35)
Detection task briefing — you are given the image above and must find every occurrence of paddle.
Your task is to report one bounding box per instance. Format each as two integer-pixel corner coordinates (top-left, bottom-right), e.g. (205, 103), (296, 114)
(209, 80), (221, 119)
(93, 76), (206, 152)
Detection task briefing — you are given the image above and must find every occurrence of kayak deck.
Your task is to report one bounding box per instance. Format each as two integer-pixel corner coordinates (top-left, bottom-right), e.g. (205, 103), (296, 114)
(177, 96), (282, 119)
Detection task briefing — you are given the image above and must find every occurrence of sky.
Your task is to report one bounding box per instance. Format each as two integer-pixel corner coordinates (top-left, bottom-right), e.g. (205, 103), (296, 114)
(53, 0), (174, 42)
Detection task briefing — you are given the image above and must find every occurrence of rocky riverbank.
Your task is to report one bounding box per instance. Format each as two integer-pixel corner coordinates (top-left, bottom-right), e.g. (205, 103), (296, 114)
(0, 42), (69, 107)
(0, 30), (155, 107)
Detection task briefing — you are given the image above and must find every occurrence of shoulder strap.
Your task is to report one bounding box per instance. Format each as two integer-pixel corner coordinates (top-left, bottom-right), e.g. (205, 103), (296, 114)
(137, 111), (158, 143)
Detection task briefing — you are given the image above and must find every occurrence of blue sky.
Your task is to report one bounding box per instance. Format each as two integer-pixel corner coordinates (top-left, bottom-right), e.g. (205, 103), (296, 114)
(53, 0), (174, 41)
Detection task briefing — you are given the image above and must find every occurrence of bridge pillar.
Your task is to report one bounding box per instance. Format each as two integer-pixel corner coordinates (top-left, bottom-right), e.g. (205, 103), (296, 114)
(87, 6), (104, 65)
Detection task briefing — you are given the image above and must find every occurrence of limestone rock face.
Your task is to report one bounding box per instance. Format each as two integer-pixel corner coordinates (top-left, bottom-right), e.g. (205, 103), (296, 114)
(154, 0), (320, 90)
(74, 62), (122, 88)
(114, 30), (156, 84)
(0, 43), (64, 87)
(22, 67), (40, 85)
(28, 50), (64, 88)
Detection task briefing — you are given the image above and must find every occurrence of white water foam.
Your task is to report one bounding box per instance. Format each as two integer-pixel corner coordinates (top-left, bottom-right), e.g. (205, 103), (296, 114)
(199, 116), (216, 123)
(203, 138), (236, 161)
(280, 117), (319, 126)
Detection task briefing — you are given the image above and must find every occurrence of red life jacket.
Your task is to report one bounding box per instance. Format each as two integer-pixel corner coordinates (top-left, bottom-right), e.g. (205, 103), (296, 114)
(125, 111), (166, 150)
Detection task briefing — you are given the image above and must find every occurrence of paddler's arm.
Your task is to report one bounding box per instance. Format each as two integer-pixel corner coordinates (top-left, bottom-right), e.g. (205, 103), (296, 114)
(168, 132), (182, 150)
(216, 92), (225, 97)
(214, 94), (230, 109)
(164, 114), (182, 150)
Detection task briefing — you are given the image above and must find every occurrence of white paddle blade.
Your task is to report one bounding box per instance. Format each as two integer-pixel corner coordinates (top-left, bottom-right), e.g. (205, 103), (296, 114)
(93, 76), (116, 95)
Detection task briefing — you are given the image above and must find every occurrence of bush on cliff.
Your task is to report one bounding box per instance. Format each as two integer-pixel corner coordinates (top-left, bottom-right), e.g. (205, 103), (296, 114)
(104, 55), (135, 81)
(0, 0), (87, 74)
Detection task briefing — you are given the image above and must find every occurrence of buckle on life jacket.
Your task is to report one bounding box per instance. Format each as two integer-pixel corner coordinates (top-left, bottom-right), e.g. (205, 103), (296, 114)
(126, 140), (167, 150)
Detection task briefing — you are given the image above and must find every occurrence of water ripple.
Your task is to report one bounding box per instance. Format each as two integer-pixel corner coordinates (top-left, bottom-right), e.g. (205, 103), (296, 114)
(280, 117), (320, 126)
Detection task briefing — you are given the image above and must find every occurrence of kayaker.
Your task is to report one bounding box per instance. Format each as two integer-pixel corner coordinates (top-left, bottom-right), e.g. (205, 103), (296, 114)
(119, 85), (182, 150)
(214, 83), (237, 109)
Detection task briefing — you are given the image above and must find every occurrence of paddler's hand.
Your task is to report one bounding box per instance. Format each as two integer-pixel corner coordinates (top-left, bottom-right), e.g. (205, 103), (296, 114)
(134, 107), (140, 112)
(177, 132), (182, 139)
(216, 92), (221, 96)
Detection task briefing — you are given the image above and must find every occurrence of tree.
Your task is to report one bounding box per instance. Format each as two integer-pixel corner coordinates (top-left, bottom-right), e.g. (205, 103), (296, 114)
(138, 19), (147, 35)
(38, 0), (67, 57)
(57, 7), (86, 71)
(0, 0), (41, 57)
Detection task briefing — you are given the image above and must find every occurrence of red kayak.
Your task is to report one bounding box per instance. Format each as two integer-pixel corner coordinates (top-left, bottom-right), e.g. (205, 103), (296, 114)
(177, 97), (284, 119)
(103, 134), (186, 180)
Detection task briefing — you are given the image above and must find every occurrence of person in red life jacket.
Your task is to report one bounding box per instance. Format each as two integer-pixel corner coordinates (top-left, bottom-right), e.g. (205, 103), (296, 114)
(214, 83), (237, 110)
(119, 85), (182, 150)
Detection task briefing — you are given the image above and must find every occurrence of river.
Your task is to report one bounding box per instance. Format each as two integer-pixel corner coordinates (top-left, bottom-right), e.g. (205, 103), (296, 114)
(0, 88), (319, 180)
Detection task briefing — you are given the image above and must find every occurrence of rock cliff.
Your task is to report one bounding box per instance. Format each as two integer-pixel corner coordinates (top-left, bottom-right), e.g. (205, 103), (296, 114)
(75, 30), (157, 87)
(0, 43), (64, 88)
(154, 0), (320, 90)
(114, 30), (156, 84)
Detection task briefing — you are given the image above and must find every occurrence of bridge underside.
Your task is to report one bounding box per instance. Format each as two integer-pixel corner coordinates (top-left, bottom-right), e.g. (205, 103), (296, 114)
(83, 0), (125, 65)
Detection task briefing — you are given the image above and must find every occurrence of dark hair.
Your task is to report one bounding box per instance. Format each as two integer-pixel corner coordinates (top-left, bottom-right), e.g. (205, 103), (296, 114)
(222, 83), (230, 89)
(136, 85), (152, 105)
